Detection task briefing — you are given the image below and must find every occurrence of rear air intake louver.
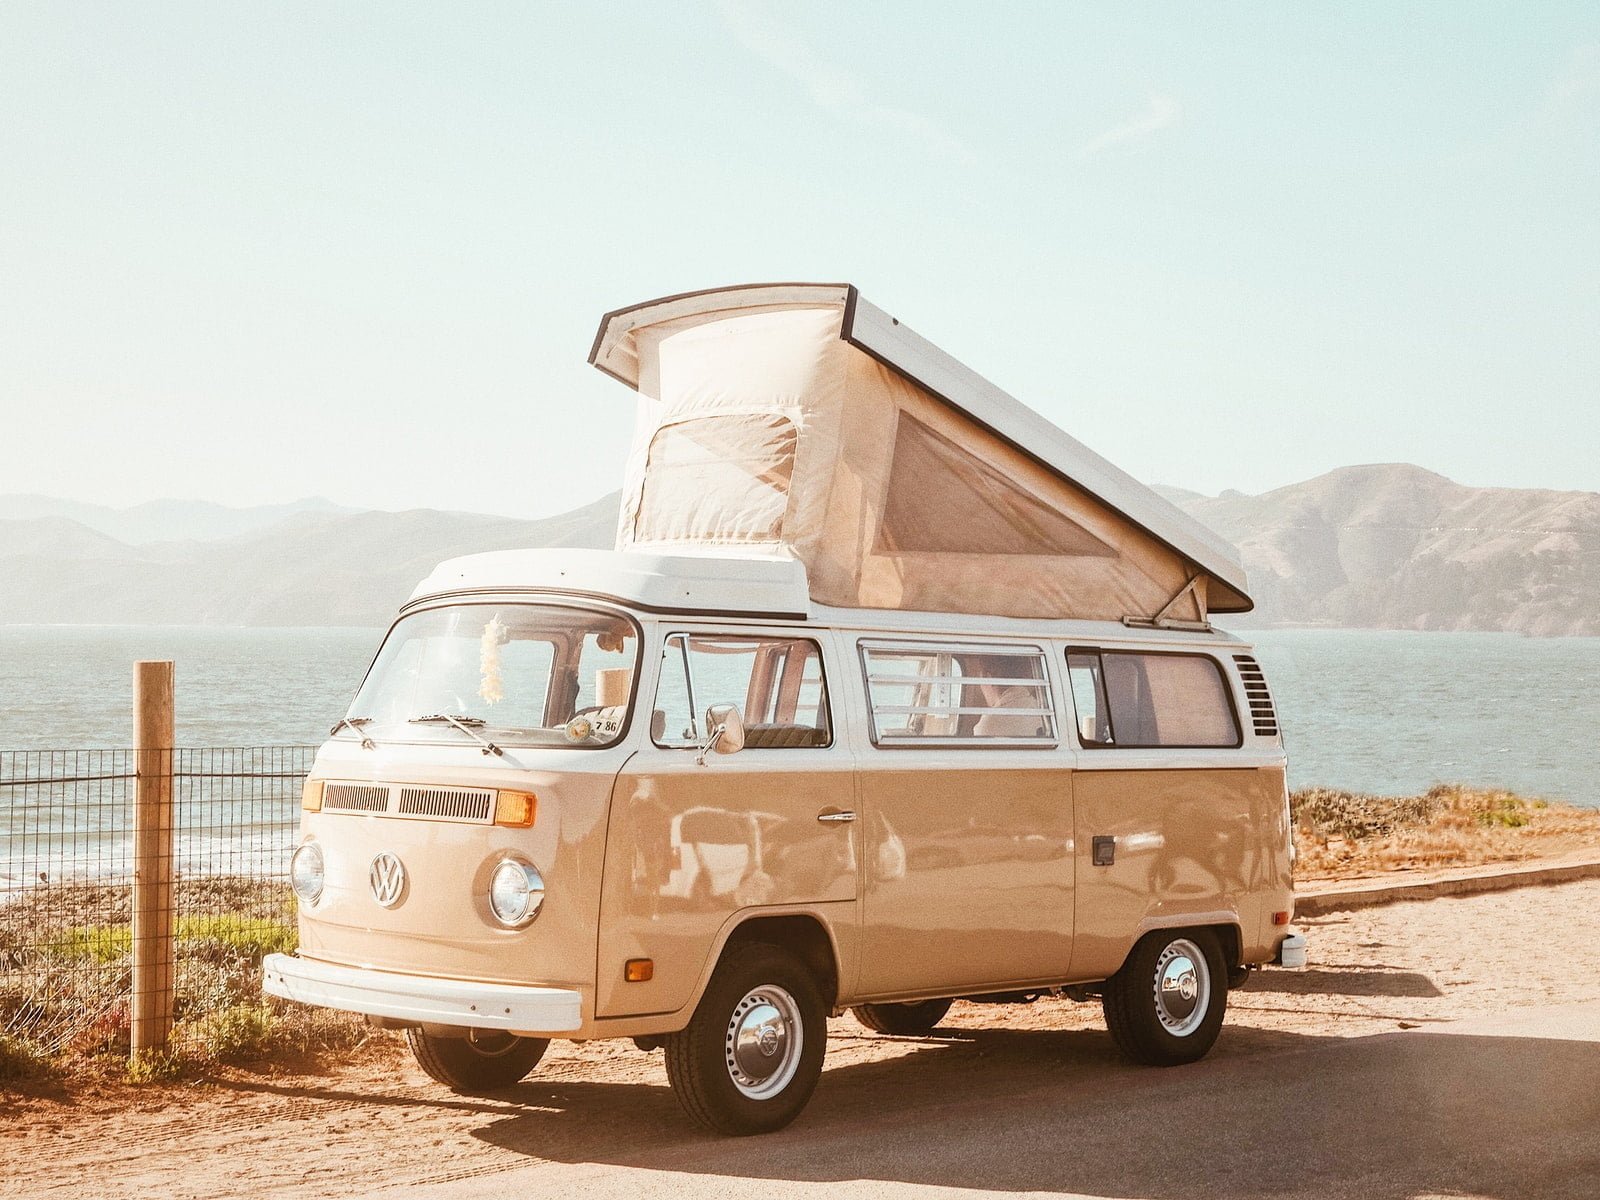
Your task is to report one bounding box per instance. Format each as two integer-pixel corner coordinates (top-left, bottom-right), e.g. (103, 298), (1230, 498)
(1232, 655), (1279, 737)
(323, 784), (390, 813)
(396, 786), (495, 824)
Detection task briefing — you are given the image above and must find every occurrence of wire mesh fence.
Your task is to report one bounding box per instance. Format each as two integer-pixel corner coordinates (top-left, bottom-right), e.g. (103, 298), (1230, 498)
(0, 745), (313, 1057)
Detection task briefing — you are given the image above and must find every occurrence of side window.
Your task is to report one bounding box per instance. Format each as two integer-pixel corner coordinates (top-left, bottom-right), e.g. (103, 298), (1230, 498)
(654, 634), (831, 749)
(1066, 652), (1113, 745)
(1066, 649), (1240, 749)
(861, 642), (1056, 746)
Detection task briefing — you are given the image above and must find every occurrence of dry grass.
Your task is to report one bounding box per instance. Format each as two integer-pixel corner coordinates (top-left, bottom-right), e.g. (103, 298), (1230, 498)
(1292, 784), (1600, 880)
(1, 875), (370, 1083)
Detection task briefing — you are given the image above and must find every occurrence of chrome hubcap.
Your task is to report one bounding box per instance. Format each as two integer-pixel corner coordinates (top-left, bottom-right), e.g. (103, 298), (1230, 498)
(465, 1029), (521, 1058)
(1152, 939), (1210, 1037)
(725, 986), (802, 1099)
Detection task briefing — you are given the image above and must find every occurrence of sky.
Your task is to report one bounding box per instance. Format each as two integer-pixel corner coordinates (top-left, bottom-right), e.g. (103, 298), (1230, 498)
(1, 2), (1597, 518)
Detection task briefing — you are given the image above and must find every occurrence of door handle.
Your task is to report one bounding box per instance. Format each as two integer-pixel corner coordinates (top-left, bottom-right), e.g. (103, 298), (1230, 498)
(816, 809), (857, 824)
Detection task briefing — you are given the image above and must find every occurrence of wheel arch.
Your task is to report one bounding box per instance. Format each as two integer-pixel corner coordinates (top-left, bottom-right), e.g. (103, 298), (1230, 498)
(710, 909), (843, 1011)
(1125, 913), (1244, 975)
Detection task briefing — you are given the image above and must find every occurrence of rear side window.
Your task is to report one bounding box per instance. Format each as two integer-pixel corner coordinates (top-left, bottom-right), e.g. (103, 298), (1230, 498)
(1065, 650), (1240, 749)
(861, 642), (1056, 746)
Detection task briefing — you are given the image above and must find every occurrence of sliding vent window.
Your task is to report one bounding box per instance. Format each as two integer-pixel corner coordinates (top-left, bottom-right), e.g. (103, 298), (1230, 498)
(861, 642), (1056, 746)
(1066, 650), (1240, 749)
(1065, 653), (1114, 745)
(635, 414), (798, 543)
(654, 634), (831, 749)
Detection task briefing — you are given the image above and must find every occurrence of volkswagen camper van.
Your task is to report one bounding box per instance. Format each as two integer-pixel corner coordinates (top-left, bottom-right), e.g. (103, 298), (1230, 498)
(264, 284), (1297, 1135)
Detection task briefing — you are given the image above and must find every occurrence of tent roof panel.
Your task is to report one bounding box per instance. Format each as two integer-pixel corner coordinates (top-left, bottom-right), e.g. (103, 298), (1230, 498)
(590, 283), (1252, 613)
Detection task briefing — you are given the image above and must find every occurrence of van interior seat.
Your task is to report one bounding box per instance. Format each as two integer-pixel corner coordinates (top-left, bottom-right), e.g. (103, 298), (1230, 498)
(742, 723), (827, 749)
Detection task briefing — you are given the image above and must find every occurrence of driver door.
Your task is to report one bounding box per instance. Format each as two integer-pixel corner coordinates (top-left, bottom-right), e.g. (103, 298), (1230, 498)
(595, 626), (858, 1019)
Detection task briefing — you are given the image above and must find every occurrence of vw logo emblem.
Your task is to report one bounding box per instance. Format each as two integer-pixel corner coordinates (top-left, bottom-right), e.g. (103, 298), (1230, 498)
(369, 852), (407, 908)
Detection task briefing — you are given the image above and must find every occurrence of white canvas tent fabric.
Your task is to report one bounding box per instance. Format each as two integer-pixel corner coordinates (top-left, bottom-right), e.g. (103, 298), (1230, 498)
(591, 284), (1252, 623)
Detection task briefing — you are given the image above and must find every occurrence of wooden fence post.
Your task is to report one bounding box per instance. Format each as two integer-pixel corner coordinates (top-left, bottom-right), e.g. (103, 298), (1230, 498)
(131, 660), (175, 1057)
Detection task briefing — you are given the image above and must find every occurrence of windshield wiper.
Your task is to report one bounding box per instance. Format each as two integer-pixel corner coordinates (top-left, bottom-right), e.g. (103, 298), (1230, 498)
(329, 716), (376, 750)
(409, 713), (504, 756)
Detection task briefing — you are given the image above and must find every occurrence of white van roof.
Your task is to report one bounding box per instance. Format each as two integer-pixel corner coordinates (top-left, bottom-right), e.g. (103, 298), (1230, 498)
(411, 548), (811, 618)
(590, 283), (1251, 617)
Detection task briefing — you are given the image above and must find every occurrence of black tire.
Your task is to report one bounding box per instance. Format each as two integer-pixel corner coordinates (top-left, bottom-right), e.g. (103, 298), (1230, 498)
(1102, 928), (1228, 1066)
(850, 998), (953, 1036)
(406, 1027), (548, 1092)
(664, 941), (826, 1136)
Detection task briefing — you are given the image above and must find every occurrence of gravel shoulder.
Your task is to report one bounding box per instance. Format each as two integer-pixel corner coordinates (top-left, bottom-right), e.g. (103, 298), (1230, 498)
(6, 878), (1600, 1199)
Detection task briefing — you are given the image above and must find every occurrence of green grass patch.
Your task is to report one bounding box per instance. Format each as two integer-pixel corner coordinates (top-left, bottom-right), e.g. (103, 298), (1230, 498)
(1474, 793), (1531, 828)
(49, 916), (296, 964)
(186, 1004), (275, 1064)
(124, 1047), (188, 1084)
(0, 1032), (52, 1083)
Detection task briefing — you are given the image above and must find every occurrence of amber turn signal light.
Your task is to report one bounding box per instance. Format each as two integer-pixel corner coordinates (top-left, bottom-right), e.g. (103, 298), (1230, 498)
(1273, 911), (1292, 926)
(495, 790), (537, 828)
(301, 780), (325, 812)
(624, 958), (654, 983)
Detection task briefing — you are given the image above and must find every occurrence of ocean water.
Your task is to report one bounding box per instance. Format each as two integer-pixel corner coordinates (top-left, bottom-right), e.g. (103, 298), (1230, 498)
(0, 624), (1596, 805)
(1239, 628), (1600, 804)
(0, 625), (378, 749)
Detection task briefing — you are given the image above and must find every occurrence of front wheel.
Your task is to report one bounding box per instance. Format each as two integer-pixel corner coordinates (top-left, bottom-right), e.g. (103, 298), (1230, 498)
(851, 998), (953, 1036)
(406, 1027), (548, 1092)
(1102, 929), (1227, 1066)
(664, 941), (826, 1135)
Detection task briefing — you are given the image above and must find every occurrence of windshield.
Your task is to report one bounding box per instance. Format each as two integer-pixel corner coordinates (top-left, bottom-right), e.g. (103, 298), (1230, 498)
(347, 603), (639, 748)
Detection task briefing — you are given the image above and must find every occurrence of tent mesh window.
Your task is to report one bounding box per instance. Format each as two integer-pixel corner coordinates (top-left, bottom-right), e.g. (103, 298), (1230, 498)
(635, 413), (798, 543)
(875, 413), (1115, 557)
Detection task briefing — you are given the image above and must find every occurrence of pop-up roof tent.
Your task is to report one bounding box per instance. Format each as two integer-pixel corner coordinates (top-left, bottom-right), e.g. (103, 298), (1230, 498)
(589, 283), (1251, 626)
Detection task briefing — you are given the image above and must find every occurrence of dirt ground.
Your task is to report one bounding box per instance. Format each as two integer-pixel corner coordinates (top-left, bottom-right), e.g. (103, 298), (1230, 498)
(4, 878), (1599, 1199)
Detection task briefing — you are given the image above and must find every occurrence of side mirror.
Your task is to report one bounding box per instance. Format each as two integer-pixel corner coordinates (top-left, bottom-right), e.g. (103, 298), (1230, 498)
(697, 704), (746, 765)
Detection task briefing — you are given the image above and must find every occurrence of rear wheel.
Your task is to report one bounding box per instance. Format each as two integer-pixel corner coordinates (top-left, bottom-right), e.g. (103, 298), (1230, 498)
(406, 1028), (548, 1092)
(665, 941), (826, 1135)
(1102, 929), (1227, 1066)
(851, 998), (953, 1036)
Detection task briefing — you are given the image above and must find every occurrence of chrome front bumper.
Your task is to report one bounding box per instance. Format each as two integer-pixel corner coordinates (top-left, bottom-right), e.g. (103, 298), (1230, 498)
(262, 953), (583, 1034)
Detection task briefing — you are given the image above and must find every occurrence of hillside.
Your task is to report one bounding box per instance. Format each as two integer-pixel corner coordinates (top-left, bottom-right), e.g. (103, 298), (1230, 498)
(1182, 464), (1600, 636)
(3, 466), (1599, 632)
(0, 494), (355, 544)
(0, 494), (618, 626)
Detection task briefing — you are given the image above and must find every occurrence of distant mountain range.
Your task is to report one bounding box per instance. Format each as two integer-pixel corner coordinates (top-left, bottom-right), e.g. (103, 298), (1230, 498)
(0, 495), (617, 626)
(2, 465), (1597, 633)
(1164, 463), (1600, 636)
(0, 494), (357, 545)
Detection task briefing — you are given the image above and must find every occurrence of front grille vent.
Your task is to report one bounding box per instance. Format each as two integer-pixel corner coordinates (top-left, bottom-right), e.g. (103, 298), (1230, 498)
(396, 786), (495, 824)
(323, 784), (390, 813)
(1232, 655), (1280, 737)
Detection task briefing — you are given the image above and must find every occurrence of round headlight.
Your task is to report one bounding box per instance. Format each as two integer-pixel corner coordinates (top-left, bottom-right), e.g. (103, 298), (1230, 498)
(488, 859), (545, 927)
(290, 841), (325, 905)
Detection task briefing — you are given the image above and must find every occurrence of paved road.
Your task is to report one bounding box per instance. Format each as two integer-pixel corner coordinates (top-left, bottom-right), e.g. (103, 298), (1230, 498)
(347, 1000), (1600, 1200)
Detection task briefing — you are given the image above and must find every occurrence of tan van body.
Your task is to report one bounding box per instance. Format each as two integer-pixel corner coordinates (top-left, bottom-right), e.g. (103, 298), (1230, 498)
(282, 567), (1292, 1043)
(265, 284), (1294, 1132)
